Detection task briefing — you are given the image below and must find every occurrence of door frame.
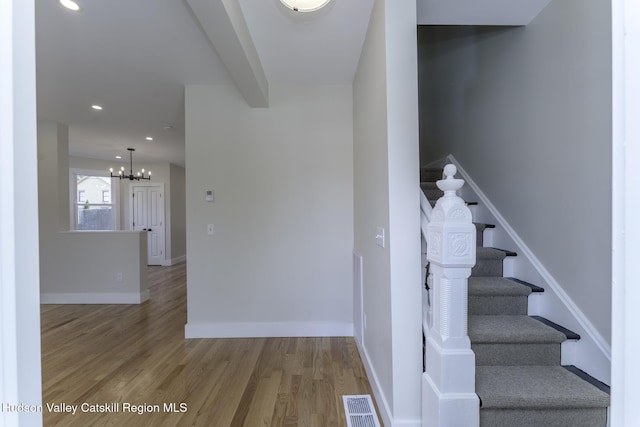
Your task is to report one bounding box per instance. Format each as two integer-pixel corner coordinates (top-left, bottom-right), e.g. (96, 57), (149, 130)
(611, 0), (640, 423)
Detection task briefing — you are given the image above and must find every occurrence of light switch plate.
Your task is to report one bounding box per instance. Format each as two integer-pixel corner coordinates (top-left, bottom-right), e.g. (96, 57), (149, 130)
(375, 226), (385, 248)
(207, 224), (214, 235)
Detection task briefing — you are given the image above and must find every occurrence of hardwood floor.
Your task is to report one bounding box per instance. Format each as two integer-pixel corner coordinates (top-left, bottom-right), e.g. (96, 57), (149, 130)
(41, 263), (380, 426)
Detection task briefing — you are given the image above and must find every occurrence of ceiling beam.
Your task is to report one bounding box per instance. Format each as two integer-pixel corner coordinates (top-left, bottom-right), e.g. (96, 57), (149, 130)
(187, 0), (269, 107)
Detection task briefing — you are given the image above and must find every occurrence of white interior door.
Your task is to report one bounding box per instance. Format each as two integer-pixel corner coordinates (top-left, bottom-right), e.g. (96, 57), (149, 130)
(130, 184), (165, 265)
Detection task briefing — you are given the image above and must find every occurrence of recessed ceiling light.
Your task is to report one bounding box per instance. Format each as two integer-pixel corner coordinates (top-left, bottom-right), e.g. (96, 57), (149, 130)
(91, 105), (103, 110)
(280, 0), (331, 12)
(115, 155), (122, 159)
(145, 136), (153, 141)
(59, 0), (81, 11)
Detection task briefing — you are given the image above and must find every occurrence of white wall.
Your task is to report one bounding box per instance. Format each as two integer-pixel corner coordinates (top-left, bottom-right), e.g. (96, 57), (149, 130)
(353, 0), (422, 425)
(0, 0), (43, 423)
(40, 231), (148, 304)
(418, 1), (612, 345)
(185, 84), (354, 338)
(39, 125), (148, 303)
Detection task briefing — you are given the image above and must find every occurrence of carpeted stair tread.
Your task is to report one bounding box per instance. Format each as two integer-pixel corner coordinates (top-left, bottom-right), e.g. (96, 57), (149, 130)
(469, 315), (567, 343)
(473, 248), (509, 276)
(476, 247), (509, 260)
(469, 277), (532, 297)
(420, 181), (439, 190)
(421, 182), (444, 200)
(420, 167), (443, 182)
(476, 366), (611, 409)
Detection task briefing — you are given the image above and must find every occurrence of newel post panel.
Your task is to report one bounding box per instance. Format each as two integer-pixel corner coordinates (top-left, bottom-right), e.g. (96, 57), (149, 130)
(422, 165), (479, 427)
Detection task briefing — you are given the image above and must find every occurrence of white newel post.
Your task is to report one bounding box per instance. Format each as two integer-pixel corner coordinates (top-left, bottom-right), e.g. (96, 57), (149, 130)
(422, 164), (479, 427)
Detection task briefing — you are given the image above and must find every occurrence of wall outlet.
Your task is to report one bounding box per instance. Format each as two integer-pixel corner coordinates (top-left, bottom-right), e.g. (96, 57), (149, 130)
(116, 272), (123, 282)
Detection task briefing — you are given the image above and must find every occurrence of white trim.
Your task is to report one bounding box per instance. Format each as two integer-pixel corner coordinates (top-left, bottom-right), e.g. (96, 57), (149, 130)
(40, 291), (150, 305)
(162, 255), (186, 266)
(611, 0), (640, 423)
(353, 339), (421, 427)
(447, 154), (611, 383)
(353, 251), (364, 343)
(1, 1), (42, 424)
(354, 339), (393, 427)
(184, 321), (353, 338)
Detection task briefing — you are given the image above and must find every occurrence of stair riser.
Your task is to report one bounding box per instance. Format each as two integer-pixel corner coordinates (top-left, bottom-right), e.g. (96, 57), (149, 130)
(480, 407), (607, 427)
(469, 296), (528, 315)
(472, 259), (503, 277)
(473, 343), (561, 366)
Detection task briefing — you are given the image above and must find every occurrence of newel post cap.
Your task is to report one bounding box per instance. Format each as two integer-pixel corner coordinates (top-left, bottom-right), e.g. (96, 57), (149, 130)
(426, 164), (476, 267)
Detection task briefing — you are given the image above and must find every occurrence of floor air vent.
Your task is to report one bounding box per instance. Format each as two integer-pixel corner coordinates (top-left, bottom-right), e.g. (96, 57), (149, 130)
(343, 395), (381, 427)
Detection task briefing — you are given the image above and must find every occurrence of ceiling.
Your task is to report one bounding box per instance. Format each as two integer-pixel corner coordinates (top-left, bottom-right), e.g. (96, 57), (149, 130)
(35, 0), (375, 167)
(35, 0), (548, 167)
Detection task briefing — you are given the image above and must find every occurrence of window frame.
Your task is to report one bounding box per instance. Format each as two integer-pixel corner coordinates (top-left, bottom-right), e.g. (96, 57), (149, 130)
(69, 168), (120, 230)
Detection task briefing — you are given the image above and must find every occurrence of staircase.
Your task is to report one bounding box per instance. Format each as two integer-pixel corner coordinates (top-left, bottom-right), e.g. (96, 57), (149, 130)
(421, 167), (610, 427)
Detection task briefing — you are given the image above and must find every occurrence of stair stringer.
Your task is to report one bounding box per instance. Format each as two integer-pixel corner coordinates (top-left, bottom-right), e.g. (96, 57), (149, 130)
(446, 154), (611, 385)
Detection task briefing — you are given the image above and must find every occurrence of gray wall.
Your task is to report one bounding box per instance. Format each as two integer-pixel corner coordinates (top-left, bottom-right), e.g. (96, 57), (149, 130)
(170, 163), (186, 260)
(418, 0), (612, 343)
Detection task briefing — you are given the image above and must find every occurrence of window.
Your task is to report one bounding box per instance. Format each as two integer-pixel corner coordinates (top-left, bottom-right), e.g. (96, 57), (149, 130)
(70, 169), (119, 230)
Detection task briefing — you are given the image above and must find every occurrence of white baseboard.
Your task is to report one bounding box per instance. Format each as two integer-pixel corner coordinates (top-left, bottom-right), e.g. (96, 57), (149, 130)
(184, 321), (353, 339)
(41, 290), (150, 304)
(447, 154), (612, 383)
(354, 338), (421, 427)
(162, 255), (186, 266)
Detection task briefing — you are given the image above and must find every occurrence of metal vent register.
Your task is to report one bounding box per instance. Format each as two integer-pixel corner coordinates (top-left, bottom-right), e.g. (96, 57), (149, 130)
(342, 395), (381, 427)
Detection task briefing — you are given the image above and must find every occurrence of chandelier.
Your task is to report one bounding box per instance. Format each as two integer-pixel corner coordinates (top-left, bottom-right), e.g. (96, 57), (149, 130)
(110, 148), (151, 181)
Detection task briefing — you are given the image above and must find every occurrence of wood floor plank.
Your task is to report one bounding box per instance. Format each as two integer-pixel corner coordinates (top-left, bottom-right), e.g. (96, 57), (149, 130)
(41, 262), (380, 426)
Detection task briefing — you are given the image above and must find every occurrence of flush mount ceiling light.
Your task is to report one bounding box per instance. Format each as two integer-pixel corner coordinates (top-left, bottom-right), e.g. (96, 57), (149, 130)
(91, 105), (103, 110)
(279, 0), (331, 12)
(59, 0), (81, 11)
